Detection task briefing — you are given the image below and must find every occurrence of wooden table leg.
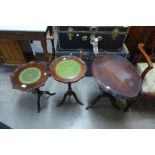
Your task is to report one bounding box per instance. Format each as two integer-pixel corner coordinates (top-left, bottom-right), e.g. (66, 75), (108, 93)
(86, 91), (120, 110)
(33, 88), (56, 113)
(41, 35), (49, 62)
(86, 93), (103, 110)
(106, 93), (120, 110)
(57, 83), (84, 106)
(124, 94), (140, 112)
(49, 26), (56, 60)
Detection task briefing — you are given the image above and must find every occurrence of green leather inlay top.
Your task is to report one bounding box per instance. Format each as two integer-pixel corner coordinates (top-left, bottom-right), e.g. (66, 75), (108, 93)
(19, 67), (42, 84)
(55, 59), (82, 79)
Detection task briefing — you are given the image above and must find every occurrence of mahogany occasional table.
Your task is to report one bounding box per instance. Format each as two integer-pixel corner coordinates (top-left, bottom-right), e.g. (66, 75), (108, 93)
(10, 62), (56, 113)
(50, 56), (87, 106)
(86, 54), (142, 111)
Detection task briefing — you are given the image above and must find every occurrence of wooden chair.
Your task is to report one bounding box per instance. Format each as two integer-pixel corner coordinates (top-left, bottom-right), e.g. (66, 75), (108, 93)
(136, 43), (155, 98)
(123, 43), (154, 111)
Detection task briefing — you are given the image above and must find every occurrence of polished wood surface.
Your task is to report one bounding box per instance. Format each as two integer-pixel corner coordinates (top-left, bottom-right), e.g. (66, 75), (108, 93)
(50, 56), (87, 83)
(11, 62), (48, 91)
(0, 31), (47, 40)
(0, 40), (26, 64)
(50, 56), (87, 106)
(138, 43), (153, 80)
(92, 55), (142, 100)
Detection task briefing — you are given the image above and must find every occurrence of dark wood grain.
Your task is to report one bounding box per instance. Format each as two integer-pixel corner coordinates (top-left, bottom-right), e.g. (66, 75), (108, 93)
(0, 40), (26, 64)
(50, 56), (87, 83)
(11, 62), (48, 91)
(92, 55), (142, 100)
(0, 31), (45, 40)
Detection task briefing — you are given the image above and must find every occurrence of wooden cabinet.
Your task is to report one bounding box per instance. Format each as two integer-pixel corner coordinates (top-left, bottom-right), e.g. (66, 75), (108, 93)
(0, 40), (26, 64)
(0, 26), (52, 65)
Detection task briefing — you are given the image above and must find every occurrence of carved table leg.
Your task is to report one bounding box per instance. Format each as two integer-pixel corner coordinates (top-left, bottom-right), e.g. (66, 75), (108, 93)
(57, 83), (84, 106)
(51, 40), (55, 60)
(124, 100), (136, 112)
(41, 35), (49, 62)
(105, 93), (120, 110)
(124, 94), (140, 112)
(72, 91), (84, 105)
(57, 91), (68, 107)
(86, 93), (104, 110)
(37, 92), (41, 113)
(33, 88), (56, 113)
(49, 26), (56, 60)
(44, 91), (56, 96)
(86, 91), (120, 110)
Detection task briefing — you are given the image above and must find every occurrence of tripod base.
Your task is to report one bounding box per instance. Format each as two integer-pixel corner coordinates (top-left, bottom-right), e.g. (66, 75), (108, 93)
(57, 83), (84, 107)
(32, 88), (56, 113)
(86, 91), (120, 110)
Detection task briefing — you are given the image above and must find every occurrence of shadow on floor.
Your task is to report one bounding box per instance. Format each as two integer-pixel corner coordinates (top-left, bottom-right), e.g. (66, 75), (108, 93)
(53, 95), (83, 112)
(16, 93), (50, 113)
(86, 98), (126, 121)
(0, 122), (12, 129)
(85, 94), (155, 122)
(0, 65), (17, 73)
(128, 96), (155, 113)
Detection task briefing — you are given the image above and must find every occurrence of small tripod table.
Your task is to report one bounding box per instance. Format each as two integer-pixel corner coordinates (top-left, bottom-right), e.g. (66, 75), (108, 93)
(10, 62), (56, 112)
(86, 55), (141, 110)
(50, 56), (87, 106)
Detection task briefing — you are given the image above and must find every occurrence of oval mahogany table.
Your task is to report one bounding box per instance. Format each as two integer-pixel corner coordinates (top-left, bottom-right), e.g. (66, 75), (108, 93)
(50, 56), (87, 106)
(86, 54), (142, 111)
(10, 62), (56, 113)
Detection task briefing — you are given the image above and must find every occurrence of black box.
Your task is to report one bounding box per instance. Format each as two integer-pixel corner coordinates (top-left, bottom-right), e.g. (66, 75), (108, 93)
(55, 26), (129, 51)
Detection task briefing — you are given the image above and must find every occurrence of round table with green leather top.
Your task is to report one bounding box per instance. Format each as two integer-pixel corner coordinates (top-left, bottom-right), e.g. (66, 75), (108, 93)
(18, 67), (42, 85)
(50, 56), (87, 106)
(10, 62), (56, 113)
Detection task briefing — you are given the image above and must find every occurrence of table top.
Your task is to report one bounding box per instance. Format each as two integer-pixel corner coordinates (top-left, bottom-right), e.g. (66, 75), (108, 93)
(0, 26), (48, 32)
(92, 55), (142, 100)
(11, 62), (48, 91)
(50, 56), (87, 83)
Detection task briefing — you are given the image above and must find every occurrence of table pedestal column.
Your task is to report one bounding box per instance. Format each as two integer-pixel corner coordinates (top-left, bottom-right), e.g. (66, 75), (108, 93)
(32, 88), (56, 113)
(57, 83), (84, 107)
(86, 91), (120, 110)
